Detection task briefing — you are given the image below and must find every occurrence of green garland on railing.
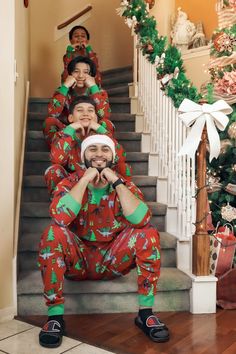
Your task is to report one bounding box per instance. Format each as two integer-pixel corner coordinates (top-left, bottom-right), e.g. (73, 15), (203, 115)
(118, 0), (202, 108)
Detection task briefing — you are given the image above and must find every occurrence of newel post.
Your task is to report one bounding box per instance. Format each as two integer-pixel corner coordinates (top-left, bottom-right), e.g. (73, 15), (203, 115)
(192, 124), (210, 276)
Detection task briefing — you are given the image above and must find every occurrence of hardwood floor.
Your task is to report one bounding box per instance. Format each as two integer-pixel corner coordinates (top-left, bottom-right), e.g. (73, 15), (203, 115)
(16, 309), (236, 354)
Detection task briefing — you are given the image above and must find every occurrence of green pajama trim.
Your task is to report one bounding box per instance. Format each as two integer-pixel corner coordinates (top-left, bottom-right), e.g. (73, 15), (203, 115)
(63, 125), (77, 139)
(96, 125), (107, 134)
(88, 184), (109, 205)
(138, 294), (155, 307)
(125, 202), (149, 225)
(48, 304), (65, 316)
(67, 45), (74, 52)
(89, 84), (100, 95)
(59, 193), (81, 216)
(86, 45), (93, 53)
(57, 85), (69, 96)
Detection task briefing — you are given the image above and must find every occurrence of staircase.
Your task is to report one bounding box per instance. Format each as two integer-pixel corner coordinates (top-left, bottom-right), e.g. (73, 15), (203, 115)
(17, 66), (191, 315)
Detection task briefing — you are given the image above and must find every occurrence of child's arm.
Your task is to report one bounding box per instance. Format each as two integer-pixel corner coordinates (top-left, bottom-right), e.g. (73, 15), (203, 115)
(48, 76), (75, 118)
(85, 45), (102, 86)
(50, 125), (80, 167)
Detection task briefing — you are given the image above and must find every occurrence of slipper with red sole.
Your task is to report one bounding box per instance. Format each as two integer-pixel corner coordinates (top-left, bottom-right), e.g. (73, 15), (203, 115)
(135, 315), (169, 343)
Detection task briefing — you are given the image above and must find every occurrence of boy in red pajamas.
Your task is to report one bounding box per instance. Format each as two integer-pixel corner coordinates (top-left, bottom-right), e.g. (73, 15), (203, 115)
(38, 135), (169, 348)
(45, 96), (132, 196)
(43, 56), (111, 146)
(61, 25), (102, 86)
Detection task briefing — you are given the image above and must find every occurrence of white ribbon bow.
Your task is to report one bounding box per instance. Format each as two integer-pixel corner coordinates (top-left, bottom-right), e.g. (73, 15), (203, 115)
(161, 67), (179, 86)
(178, 98), (233, 161)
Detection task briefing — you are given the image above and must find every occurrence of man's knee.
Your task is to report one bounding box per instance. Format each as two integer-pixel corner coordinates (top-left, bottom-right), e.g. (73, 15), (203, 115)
(40, 224), (68, 245)
(135, 224), (160, 252)
(45, 164), (67, 178)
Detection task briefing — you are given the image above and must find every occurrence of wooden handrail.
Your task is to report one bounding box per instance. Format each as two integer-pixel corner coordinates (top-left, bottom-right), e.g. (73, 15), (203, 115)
(57, 5), (92, 30)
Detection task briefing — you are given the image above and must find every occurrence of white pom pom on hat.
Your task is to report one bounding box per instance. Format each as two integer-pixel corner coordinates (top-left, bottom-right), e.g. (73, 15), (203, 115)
(81, 135), (116, 163)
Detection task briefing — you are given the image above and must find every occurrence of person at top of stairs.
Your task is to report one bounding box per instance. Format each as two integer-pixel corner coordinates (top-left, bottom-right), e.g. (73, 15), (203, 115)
(38, 135), (169, 348)
(45, 96), (132, 196)
(61, 25), (102, 87)
(43, 56), (111, 146)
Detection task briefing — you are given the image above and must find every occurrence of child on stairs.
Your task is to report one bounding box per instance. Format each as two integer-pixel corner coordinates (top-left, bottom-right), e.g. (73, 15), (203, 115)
(61, 25), (102, 87)
(43, 56), (110, 147)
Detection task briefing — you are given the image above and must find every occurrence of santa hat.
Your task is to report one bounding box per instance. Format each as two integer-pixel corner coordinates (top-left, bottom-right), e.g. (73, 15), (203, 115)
(81, 135), (116, 163)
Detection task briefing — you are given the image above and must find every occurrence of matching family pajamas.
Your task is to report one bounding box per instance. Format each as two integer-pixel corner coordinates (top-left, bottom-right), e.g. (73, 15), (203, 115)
(38, 173), (161, 315)
(62, 45), (102, 86)
(43, 84), (111, 146)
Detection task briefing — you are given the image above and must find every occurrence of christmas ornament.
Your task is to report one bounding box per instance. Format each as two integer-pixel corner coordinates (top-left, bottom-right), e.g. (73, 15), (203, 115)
(116, 0), (130, 17)
(213, 31), (236, 54)
(221, 203), (236, 222)
(223, 0), (236, 9)
(220, 139), (233, 153)
(215, 71), (236, 96)
(145, 0), (155, 9)
(225, 183), (236, 195)
(178, 99), (232, 161)
(228, 121), (236, 139)
(161, 67), (179, 86)
(207, 175), (222, 193)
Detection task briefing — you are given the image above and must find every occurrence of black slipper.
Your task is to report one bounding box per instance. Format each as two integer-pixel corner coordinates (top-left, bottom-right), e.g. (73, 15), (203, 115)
(39, 319), (64, 348)
(135, 315), (169, 343)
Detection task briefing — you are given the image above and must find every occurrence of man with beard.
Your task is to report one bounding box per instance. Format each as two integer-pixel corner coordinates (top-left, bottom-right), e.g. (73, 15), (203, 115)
(43, 56), (111, 146)
(45, 95), (132, 197)
(38, 135), (169, 348)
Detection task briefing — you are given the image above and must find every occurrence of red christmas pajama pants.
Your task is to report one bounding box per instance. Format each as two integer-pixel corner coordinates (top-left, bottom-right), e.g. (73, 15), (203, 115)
(38, 223), (161, 307)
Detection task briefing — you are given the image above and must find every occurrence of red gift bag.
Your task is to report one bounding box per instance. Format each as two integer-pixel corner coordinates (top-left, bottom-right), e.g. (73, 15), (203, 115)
(215, 224), (236, 277)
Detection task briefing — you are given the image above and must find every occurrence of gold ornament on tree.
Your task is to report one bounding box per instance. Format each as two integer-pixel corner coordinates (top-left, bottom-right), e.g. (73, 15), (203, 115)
(225, 183), (236, 196)
(207, 174), (222, 193)
(228, 122), (236, 139)
(220, 139), (233, 153)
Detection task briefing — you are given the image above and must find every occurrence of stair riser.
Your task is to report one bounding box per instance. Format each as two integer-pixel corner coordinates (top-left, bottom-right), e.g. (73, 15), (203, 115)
(102, 66), (132, 78)
(107, 87), (129, 97)
(20, 214), (165, 234)
(17, 290), (190, 315)
(22, 185), (157, 203)
(28, 119), (135, 132)
(29, 102), (130, 114)
(26, 138), (141, 152)
(102, 74), (133, 89)
(24, 161), (148, 176)
(18, 247), (176, 271)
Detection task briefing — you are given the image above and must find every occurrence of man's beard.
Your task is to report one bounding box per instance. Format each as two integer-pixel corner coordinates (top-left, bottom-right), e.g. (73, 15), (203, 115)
(84, 157), (113, 173)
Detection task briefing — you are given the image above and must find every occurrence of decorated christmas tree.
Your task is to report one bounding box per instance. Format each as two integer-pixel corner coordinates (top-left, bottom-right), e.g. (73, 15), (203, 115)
(204, 0), (236, 234)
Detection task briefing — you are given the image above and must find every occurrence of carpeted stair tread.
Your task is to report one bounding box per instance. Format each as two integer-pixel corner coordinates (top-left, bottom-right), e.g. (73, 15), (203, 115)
(19, 231), (177, 252)
(106, 85), (129, 96)
(18, 268), (191, 295)
(102, 73), (133, 89)
(102, 66), (132, 77)
(21, 201), (167, 217)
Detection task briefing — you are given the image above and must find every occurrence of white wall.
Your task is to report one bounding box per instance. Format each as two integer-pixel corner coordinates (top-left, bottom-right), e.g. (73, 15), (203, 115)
(0, 0), (30, 321)
(0, 0), (15, 321)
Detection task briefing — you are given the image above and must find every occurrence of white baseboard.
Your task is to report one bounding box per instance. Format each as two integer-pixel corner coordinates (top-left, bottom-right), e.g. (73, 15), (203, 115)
(0, 306), (16, 323)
